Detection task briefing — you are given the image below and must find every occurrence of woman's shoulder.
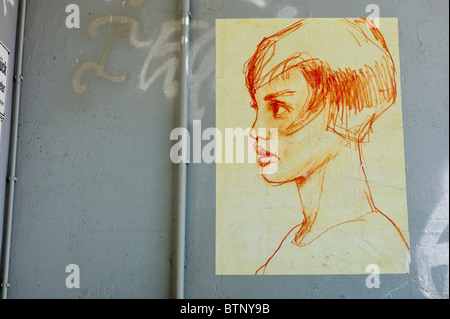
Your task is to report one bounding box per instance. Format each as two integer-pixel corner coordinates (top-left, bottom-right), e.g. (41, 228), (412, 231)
(259, 211), (410, 275)
(359, 211), (410, 250)
(358, 211), (410, 273)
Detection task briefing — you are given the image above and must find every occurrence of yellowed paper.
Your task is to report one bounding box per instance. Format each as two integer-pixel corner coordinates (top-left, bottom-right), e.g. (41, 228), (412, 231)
(216, 18), (409, 275)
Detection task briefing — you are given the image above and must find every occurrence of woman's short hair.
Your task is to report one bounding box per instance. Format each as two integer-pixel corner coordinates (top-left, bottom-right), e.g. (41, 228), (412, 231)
(244, 18), (397, 143)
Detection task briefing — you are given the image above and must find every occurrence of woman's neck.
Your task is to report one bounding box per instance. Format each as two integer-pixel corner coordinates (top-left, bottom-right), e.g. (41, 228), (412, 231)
(293, 142), (376, 245)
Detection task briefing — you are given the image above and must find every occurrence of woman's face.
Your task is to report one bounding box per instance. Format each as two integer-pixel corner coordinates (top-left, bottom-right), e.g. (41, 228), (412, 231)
(250, 68), (344, 184)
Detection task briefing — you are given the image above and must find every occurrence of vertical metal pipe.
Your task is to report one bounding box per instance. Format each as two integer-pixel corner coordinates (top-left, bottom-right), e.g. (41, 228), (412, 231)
(172, 0), (190, 299)
(0, 0), (26, 299)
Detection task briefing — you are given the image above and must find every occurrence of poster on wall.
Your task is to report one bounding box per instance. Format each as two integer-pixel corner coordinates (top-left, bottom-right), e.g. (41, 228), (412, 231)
(0, 41), (9, 120)
(216, 18), (410, 275)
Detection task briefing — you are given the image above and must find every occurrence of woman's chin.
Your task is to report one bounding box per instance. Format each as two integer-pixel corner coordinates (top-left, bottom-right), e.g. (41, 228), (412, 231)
(259, 163), (308, 185)
(259, 164), (289, 185)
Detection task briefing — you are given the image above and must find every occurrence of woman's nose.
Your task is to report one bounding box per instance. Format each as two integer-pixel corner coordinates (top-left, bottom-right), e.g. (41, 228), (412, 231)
(249, 114), (269, 142)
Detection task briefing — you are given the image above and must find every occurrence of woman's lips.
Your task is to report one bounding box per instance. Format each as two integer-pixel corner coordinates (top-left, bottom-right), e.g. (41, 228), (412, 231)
(254, 144), (279, 167)
(258, 157), (275, 167)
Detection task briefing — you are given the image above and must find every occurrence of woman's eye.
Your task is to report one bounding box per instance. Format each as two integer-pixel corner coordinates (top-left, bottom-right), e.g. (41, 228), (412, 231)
(269, 101), (288, 118)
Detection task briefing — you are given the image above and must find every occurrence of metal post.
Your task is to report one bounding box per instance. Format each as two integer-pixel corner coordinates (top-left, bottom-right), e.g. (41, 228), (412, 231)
(172, 0), (190, 299)
(1, 0), (27, 299)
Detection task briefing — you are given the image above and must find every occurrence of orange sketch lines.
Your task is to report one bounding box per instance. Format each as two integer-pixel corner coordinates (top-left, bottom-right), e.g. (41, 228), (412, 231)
(255, 222), (303, 275)
(242, 18), (409, 274)
(256, 213), (372, 275)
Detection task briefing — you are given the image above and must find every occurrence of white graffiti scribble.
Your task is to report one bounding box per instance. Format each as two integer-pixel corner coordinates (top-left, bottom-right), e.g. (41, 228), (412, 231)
(2, 0), (14, 16)
(416, 164), (449, 298)
(189, 22), (214, 119)
(138, 19), (180, 97)
(72, 23), (129, 93)
(72, 11), (214, 104)
(72, 15), (178, 94)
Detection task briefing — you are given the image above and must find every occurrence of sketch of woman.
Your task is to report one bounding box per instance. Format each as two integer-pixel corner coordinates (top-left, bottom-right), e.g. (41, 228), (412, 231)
(244, 18), (410, 274)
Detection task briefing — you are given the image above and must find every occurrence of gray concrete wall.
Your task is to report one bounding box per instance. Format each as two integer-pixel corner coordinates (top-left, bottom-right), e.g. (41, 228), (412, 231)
(7, 0), (180, 298)
(2, 0), (448, 298)
(185, 0), (449, 299)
